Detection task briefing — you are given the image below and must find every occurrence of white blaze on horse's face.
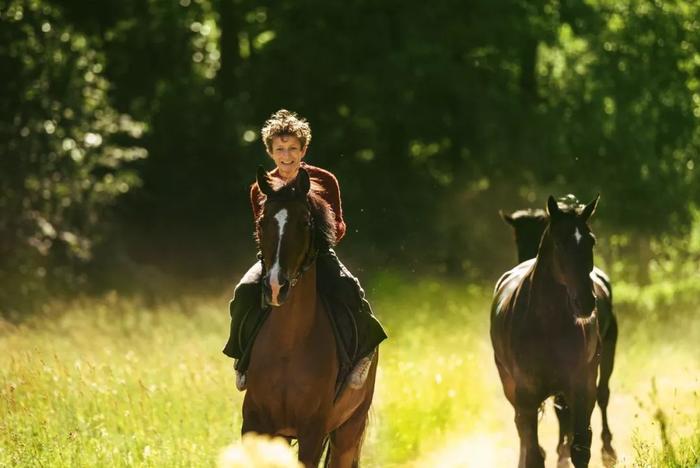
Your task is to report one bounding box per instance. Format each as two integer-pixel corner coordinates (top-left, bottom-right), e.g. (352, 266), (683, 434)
(574, 227), (582, 245)
(269, 208), (288, 306)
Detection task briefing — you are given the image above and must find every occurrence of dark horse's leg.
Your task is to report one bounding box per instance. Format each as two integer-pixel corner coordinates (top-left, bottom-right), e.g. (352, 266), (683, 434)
(554, 394), (573, 464)
(598, 314), (618, 465)
(515, 389), (546, 468)
(569, 373), (597, 468)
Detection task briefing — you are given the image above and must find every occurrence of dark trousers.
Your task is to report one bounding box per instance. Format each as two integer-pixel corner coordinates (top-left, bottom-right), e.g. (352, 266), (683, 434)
(222, 249), (387, 374)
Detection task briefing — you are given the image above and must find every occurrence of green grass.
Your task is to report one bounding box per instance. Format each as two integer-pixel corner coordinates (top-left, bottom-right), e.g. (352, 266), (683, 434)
(1, 273), (699, 467)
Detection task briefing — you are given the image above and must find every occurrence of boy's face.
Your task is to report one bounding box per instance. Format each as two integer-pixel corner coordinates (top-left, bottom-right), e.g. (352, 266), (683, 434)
(267, 135), (307, 180)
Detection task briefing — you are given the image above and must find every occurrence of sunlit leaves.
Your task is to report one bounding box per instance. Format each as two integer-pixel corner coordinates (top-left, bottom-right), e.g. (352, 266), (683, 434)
(0, 0), (146, 312)
(191, 18), (221, 79)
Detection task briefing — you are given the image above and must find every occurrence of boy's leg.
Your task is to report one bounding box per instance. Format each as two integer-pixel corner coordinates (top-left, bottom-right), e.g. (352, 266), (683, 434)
(223, 261), (265, 390)
(317, 250), (387, 387)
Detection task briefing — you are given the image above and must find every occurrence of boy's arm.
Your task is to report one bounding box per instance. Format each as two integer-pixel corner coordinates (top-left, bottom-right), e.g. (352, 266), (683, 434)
(326, 173), (347, 243)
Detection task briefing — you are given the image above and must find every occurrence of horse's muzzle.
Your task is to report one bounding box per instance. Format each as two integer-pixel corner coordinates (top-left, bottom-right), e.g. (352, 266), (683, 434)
(264, 274), (290, 307)
(570, 291), (597, 318)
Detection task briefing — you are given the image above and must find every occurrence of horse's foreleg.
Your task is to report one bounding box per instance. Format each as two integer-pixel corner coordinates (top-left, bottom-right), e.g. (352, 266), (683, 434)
(598, 316), (618, 466)
(570, 375), (597, 468)
(241, 397), (268, 436)
(327, 401), (372, 468)
(554, 394), (573, 464)
(298, 427), (328, 468)
(514, 391), (545, 468)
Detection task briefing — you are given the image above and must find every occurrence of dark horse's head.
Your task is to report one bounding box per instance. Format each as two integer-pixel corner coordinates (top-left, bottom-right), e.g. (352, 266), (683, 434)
(255, 167), (336, 306)
(501, 195), (587, 264)
(541, 194), (599, 318)
(500, 208), (548, 263)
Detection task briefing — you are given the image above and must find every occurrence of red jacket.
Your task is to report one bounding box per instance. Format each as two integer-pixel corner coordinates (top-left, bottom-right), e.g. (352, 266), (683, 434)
(250, 162), (347, 242)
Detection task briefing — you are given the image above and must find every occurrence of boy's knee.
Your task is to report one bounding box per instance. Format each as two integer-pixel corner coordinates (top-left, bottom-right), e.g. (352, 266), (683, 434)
(233, 282), (260, 303)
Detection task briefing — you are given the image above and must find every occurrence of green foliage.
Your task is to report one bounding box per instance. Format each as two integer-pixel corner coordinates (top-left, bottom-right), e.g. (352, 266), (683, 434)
(0, 1), (146, 313)
(4, 0), (700, 303)
(605, 208), (700, 310)
(534, 0), (700, 230)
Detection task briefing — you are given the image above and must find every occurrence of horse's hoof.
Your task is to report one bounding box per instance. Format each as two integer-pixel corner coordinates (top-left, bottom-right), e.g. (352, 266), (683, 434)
(348, 355), (372, 389)
(602, 446), (617, 467)
(557, 441), (571, 459)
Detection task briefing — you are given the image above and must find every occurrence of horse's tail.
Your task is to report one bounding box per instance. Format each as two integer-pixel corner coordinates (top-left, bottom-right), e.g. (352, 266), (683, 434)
(356, 406), (372, 464)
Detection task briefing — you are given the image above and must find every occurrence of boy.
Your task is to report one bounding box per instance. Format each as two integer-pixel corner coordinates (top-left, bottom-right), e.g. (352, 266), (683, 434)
(223, 109), (387, 391)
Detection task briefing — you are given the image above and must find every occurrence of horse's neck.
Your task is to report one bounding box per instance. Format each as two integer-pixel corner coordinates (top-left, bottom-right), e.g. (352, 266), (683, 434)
(271, 263), (319, 344)
(529, 246), (567, 318)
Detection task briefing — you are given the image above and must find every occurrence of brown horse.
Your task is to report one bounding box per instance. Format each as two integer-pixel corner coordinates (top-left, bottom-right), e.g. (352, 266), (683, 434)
(500, 206), (617, 465)
(241, 167), (378, 468)
(491, 195), (601, 468)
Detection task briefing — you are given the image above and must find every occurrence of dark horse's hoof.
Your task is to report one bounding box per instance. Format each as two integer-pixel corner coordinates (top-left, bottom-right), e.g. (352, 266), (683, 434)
(570, 443), (591, 468)
(602, 445), (617, 467)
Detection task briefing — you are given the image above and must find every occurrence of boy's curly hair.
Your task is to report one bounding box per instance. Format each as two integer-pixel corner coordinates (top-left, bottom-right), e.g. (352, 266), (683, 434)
(261, 109), (312, 152)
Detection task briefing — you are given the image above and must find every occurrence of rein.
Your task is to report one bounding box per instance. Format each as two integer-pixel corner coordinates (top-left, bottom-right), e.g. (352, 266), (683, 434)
(290, 206), (318, 287)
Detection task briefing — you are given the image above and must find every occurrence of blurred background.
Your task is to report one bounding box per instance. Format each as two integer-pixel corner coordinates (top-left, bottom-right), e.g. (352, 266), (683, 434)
(3, 0), (700, 314)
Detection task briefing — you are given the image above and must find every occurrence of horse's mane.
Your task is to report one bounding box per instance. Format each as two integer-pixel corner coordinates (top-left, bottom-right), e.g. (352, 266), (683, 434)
(510, 208), (548, 222)
(255, 176), (337, 251)
(512, 196), (585, 224)
(555, 194), (588, 216)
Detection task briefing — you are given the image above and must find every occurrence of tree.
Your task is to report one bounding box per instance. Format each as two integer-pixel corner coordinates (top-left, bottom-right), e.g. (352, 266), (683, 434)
(0, 1), (145, 314)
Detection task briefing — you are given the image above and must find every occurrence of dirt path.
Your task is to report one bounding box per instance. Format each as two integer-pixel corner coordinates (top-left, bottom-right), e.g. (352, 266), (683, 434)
(409, 349), (700, 468)
(411, 391), (641, 467)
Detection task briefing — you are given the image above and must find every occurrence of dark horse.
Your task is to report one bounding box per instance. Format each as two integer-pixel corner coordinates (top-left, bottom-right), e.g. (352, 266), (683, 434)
(500, 205), (617, 465)
(491, 196), (605, 468)
(241, 167), (377, 468)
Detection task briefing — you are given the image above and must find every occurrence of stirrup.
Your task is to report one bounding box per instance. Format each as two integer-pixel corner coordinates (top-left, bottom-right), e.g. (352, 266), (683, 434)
(348, 351), (374, 389)
(234, 360), (247, 391)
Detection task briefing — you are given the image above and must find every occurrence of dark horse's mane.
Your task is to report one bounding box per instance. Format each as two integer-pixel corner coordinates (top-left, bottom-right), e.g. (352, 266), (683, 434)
(254, 176), (337, 251)
(511, 199), (584, 224)
(509, 208), (548, 222)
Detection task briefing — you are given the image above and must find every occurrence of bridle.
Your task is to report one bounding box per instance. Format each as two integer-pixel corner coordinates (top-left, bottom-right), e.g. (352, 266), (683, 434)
(290, 202), (318, 287)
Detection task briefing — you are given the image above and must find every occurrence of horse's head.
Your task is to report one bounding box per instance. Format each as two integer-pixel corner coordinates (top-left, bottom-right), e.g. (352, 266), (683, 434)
(255, 167), (316, 306)
(542, 194), (599, 318)
(500, 209), (548, 263)
(255, 167), (336, 307)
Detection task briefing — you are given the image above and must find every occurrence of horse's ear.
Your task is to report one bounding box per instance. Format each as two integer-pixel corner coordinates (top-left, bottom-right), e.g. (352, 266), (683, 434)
(256, 166), (273, 196)
(580, 194), (600, 222)
(499, 210), (515, 227)
(546, 195), (562, 220)
(296, 168), (310, 194)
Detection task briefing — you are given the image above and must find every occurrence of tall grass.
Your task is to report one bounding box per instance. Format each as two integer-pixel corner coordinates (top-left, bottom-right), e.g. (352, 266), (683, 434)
(1, 273), (698, 466)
